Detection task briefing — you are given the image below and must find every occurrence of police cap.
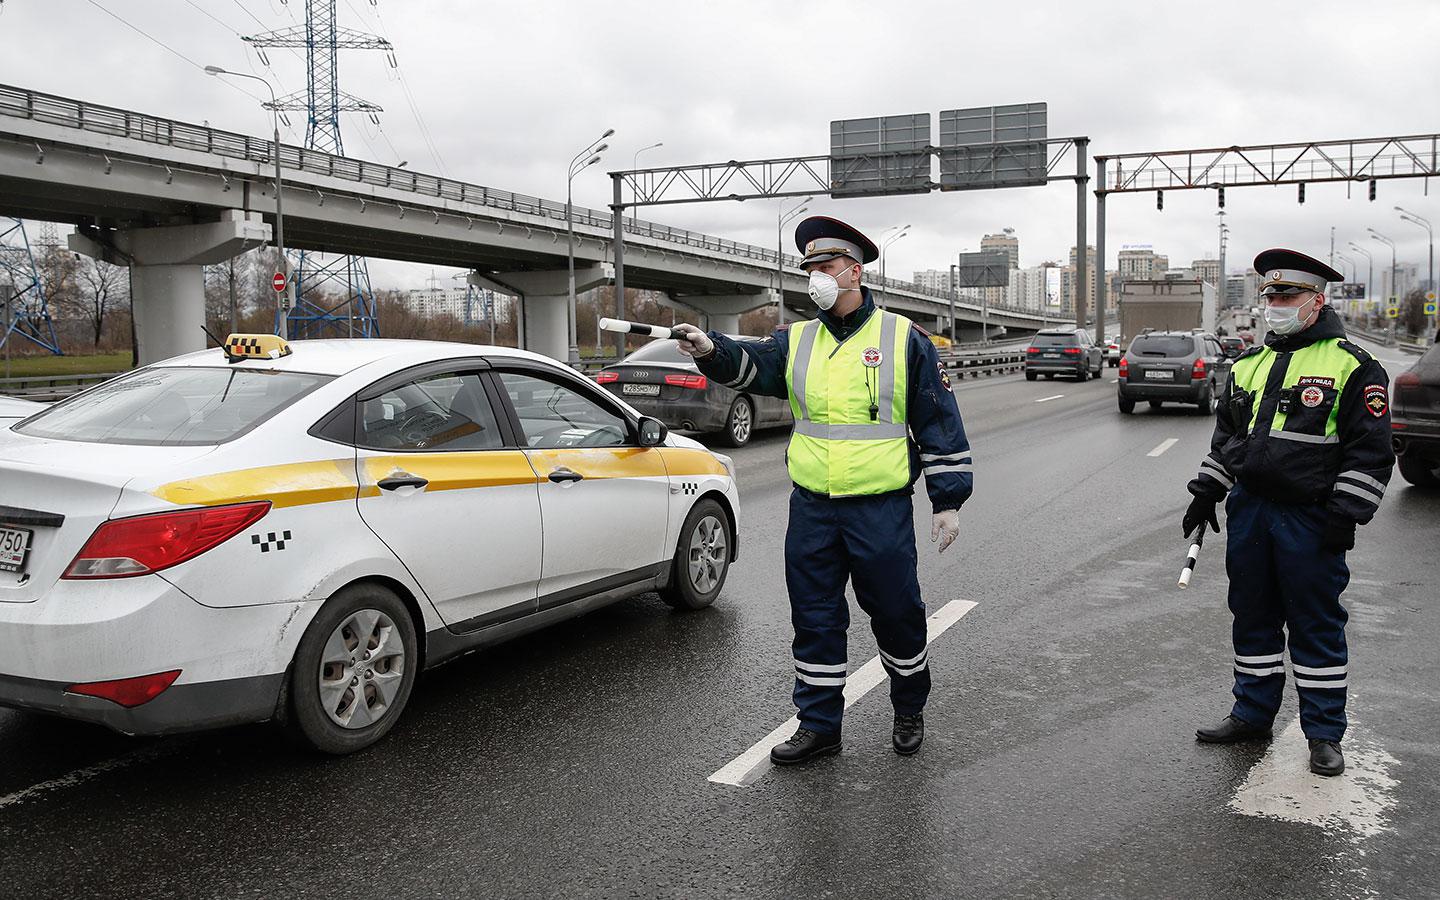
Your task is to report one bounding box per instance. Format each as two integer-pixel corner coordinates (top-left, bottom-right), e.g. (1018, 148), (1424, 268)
(1254, 248), (1343, 296)
(795, 215), (880, 268)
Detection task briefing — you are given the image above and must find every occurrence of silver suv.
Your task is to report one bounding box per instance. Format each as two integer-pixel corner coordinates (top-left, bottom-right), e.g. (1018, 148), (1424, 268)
(1118, 330), (1234, 415)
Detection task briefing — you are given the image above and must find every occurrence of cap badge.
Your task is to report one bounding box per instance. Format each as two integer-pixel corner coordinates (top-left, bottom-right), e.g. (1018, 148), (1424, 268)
(1271, 270), (1283, 280)
(862, 347), (883, 368)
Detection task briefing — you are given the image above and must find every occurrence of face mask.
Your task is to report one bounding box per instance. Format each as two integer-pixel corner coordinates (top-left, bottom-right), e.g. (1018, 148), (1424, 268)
(1264, 296), (1318, 336)
(807, 265), (856, 311)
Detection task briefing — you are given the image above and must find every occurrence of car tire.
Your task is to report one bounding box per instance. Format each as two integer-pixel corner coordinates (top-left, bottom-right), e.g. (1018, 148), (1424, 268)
(1077, 365), (1089, 382)
(1025, 371), (1038, 382)
(1119, 396), (1136, 414)
(1196, 382), (1216, 416)
(286, 583), (419, 755)
(721, 395), (754, 448)
(660, 498), (731, 611)
(1397, 454), (1440, 488)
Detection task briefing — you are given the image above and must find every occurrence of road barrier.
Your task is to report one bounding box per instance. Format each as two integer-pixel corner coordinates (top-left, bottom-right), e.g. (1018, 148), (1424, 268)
(940, 349), (1027, 378)
(0, 372), (121, 401)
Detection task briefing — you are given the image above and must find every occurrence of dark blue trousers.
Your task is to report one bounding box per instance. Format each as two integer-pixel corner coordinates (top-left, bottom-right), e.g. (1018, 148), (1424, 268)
(784, 486), (931, 735)
(1225, 484), (1351, 742)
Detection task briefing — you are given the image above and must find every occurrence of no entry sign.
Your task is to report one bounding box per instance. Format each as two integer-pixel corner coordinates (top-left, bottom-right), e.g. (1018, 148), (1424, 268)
(272, 272), (287, 293)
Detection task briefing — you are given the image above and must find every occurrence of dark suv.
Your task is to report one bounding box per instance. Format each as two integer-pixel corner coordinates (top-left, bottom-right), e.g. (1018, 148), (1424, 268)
(1117, 331), (1232, 414)
(1391, 339), (1440, 487)
(1025, 329), (1105, 381)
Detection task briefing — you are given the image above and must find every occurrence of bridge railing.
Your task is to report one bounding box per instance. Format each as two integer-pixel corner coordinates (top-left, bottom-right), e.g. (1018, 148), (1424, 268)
(0, 83), (1047, 319)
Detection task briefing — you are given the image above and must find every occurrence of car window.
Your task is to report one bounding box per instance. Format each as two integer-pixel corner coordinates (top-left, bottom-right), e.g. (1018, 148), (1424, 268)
(1129, 335), (1196, 357)
(498, 372), (629, 449)
(358, 371), (502, 451)
(1030, 334), (1078, 348)
(15, 367), (331, 446)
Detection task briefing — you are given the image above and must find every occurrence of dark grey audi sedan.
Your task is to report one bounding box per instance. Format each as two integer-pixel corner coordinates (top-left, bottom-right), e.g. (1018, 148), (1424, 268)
(596, 338), (791, 447)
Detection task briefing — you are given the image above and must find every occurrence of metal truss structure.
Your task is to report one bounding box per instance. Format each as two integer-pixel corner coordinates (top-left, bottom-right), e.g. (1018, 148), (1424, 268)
(246, 0), (388, 339)
(0, 218), (62, 355)
(1090, 132), (1440, 344)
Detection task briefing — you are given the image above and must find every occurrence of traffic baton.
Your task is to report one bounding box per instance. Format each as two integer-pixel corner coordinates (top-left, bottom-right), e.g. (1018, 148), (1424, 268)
(599, 318), (673, 340)
(1177, 526), (1206, 590)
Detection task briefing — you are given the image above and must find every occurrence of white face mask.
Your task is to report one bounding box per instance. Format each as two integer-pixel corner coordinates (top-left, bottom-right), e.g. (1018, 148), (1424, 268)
(807, 265), (856, 311)
(1264, 295), (1318, 336)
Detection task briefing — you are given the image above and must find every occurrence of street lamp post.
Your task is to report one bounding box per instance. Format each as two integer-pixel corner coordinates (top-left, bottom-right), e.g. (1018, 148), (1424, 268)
(878, 225), (910, 310)
(630, 142), (663, 227)
(1368, 228), (1398, 344)
(205, 65), (287, 338)
(567, 129), (613, 367)
(1396, 206), (1435, 343)
(776, 197), (812, 326)
(1348, 241), (1375, 324)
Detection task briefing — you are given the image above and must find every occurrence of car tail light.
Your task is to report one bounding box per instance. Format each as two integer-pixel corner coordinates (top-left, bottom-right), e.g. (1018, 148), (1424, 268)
(1395, 371), (1421, 388)
(1392, 422), (1408, 430)
(595, 371), (619, 384)
(664, 373), (708, 390)
(66, 670), (181, 708)
(1118, 357), (1129, 377)
(1062, 347), (1082, 356)
(63, 501), (271, 579)
(1027, 347), (1041, 355)
(1192, 358), (1207, 380)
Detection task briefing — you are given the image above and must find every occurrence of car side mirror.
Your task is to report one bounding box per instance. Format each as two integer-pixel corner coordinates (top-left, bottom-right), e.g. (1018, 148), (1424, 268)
(637, 416), (668, 447)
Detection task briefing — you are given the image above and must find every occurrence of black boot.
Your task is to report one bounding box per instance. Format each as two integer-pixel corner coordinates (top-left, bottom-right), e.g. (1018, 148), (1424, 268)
(893, 713), (924, 756)
(1195, 714), (1273, 743)
(770, 727), (841, 765)
(1309, 740), (1345, 777)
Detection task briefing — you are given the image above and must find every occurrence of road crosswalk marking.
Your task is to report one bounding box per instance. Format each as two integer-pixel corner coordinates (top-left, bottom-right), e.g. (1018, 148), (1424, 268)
(708, 598), (978, 788)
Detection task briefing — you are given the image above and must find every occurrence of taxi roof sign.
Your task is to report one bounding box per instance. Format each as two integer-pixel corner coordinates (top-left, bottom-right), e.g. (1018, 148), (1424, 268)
(224, 333), (292, 363)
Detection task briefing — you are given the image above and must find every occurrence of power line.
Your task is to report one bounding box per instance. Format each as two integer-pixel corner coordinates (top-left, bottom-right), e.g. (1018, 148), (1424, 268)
(369, 1), (449, 176)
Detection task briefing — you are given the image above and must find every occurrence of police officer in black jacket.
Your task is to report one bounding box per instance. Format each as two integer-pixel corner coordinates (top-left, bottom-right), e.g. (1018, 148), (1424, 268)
(1185, 249), (1394, 777)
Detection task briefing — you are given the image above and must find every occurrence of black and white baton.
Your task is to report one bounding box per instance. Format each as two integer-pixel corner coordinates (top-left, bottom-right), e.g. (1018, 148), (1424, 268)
(599, 317), (673, 340)
(1177, 526), (1206, 590)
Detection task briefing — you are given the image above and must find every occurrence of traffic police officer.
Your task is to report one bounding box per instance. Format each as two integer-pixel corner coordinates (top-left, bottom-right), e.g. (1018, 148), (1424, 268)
(671, 215), (974, 764)
(1185, 248), (1394, 777)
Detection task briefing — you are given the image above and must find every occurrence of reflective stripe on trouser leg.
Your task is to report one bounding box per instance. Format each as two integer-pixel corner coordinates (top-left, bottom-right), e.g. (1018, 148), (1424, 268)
(1272, 499), (1351, 743)
(1225, 485), (1286, 728)
(785, 486), (851, 735)
(842, 492), (931, 716)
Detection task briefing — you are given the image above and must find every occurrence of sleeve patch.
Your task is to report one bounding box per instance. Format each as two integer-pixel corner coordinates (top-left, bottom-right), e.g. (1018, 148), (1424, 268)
(937, 361), (952, 392)
(1364, 384), (1388, 417)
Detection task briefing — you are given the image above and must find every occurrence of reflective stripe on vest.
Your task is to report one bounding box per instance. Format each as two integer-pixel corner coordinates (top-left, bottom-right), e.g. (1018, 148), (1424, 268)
(1231, 339), (1362, 441)
(786, 311), (911, 496)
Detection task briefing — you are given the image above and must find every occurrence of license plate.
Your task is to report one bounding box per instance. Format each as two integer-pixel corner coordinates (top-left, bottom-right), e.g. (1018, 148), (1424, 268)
(1144, 370), (1175, 381)
(1043, 352), (1061, 358)
(622, 383), (660, 396)
(0, 525), (33, 573)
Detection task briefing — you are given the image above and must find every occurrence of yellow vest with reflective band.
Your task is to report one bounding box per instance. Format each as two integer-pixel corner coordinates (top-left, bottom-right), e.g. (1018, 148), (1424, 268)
(1230, 338), (1363, 442)
(786, 310), (911, 496)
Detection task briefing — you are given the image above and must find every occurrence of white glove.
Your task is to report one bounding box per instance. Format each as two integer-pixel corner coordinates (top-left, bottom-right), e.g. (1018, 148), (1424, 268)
(671, 323), (714, 358)
(931, 509), (960, 554)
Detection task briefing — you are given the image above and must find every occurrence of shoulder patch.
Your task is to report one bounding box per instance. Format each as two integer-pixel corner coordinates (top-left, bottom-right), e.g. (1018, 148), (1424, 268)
(1238, 345), (1267, 361)
(1336, 339), (1372, 364)
(1364, 383), (1388, 418)
(937, 361), (952, 392)
(910, 322), (932, 338)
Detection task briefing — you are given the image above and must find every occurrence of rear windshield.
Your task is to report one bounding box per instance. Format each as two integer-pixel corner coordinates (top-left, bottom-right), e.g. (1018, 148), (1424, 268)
(623, 340), (690, 363)
(1030, 333), (1079, 348)
(16, 366), (332, 446)
(1129, 335), (1196, 357)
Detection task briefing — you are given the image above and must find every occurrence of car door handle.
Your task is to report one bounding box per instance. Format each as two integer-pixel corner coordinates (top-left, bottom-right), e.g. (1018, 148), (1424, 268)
(548, 467), (584, 483)
(378, 474), (429, 491)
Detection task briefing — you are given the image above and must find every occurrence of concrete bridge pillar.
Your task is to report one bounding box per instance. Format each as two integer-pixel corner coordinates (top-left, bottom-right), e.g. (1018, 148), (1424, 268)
(477, 264), (613, 363)
(672, 290), (778, 336)
(69, 210), (271, 366)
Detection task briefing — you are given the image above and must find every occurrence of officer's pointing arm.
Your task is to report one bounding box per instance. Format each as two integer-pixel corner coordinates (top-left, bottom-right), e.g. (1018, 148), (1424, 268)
(676, 324), (790, 401)
(1327, 353), (1395, 525)
(907, 328), (973, 512)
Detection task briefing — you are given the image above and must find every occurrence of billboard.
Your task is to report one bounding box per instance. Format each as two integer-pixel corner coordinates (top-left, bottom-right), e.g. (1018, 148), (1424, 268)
(954, 251), (1012, 288)
(830, 114), (933, 198)
(1333, 282), (1367, 300)
(937, 103), (1048, 191)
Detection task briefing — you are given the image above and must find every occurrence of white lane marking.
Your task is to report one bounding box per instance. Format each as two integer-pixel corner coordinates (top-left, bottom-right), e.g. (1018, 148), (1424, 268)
(0, 741), (185, 811)
(708, 598), (979, 788)
(1147, 438), (1180, 457)
(1035, 394), (1065, 403)
(1229, 717), (1399, 838)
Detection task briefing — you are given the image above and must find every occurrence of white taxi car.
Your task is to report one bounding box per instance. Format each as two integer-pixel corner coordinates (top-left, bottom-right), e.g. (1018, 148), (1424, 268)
(0, 395), (44, 424)
(0, 335), (739, 754)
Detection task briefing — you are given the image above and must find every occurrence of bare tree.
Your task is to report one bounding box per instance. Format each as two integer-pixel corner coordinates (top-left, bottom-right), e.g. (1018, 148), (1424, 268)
(74, 256), (129, 348)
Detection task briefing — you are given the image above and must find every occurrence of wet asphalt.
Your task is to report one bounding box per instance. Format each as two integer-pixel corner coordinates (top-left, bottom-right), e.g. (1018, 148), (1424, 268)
(0, 344), (1436, 899)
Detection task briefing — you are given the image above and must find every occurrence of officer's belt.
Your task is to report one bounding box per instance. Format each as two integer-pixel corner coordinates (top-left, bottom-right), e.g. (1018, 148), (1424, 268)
(792, 421), (909, 440)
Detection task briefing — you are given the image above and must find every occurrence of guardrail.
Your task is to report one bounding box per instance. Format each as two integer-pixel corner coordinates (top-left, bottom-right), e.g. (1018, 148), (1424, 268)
(0, 82), (1046, 320)
(940, 349), (1027, 378)
(0, 371), (119, 401)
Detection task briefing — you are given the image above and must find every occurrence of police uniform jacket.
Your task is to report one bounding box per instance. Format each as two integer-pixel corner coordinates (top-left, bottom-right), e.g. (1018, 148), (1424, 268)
(1187, 306), (1395, 524)
(694, 288), (973, 512)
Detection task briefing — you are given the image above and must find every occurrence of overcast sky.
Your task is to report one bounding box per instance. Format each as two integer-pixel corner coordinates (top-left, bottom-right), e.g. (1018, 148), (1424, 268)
(2, 0), (1438, 291)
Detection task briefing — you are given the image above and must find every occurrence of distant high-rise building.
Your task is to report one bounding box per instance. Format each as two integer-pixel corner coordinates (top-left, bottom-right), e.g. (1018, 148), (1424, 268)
(1192, 258), (1221, 290)
(1060, 245), (1097, 318)
(980, 230), (1020, 309)
(1118, 247), (1169, 283)
(405, 286), (512, 324)
(1006, 266), (1048, 312)
(912, 268), (951, 294)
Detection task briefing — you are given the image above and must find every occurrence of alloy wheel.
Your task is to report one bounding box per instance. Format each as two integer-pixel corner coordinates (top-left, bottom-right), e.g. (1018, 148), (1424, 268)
(687, 515), (728, 594)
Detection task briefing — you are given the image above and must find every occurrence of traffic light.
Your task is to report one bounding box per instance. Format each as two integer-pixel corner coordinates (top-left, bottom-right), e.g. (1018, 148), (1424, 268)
(1369, 179), (1377, 201)
(1156, 190), (1164, 211)
(1297, 182), (1306, 204)
(1217, 187), (1225, 209)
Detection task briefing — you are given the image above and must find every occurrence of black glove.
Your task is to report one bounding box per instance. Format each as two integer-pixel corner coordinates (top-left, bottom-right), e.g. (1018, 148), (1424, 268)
(1182, 495), (1220, 539)
(1320, 517), (1356, 553)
